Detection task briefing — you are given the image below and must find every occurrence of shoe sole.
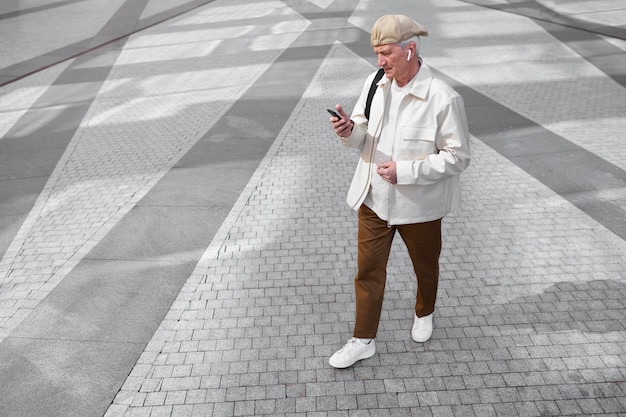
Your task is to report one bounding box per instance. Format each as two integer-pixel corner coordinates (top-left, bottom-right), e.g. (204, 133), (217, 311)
(411, 332), (432, 343)
(328, 345), (376, 369)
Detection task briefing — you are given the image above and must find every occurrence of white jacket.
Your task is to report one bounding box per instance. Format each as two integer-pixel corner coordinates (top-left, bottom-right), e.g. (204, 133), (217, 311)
(340, 63), (471, 225)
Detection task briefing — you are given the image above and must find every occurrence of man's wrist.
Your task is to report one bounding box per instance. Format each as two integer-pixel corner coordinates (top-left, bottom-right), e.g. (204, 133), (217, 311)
(345, 119), (355, 137)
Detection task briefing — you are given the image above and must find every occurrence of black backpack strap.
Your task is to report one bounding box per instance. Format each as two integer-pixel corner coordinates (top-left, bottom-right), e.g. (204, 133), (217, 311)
(365, 68), (385, 120)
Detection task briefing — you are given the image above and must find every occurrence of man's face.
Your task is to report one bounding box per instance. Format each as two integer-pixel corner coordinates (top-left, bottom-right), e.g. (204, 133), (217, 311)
(374, 43), (410, 81)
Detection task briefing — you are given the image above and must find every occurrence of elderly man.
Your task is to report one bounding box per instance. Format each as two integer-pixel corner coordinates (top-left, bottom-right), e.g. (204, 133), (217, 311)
(328, 14), (471, 368)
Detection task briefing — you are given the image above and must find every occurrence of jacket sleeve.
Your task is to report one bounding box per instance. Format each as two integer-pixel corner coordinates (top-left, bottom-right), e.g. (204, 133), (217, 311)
(395, 95), (471, 185)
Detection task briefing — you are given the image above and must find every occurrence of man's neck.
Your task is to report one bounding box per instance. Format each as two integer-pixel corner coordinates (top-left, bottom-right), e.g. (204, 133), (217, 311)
(395, 60), (421, 87)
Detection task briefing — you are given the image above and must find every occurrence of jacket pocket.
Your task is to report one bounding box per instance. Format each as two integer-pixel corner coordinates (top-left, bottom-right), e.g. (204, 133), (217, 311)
(398, 126), (437, 160)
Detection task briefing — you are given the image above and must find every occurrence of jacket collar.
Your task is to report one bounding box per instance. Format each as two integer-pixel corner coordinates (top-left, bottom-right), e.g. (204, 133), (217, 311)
(377, 60), (433, 100)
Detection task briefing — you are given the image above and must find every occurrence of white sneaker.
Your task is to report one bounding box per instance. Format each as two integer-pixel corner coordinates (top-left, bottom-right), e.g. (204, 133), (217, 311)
(329, 338), (376, 368)
(411, 313), (433, 342)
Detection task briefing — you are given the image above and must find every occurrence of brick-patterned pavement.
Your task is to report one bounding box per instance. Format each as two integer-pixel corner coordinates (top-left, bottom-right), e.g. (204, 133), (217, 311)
(1, 0), (625, 416)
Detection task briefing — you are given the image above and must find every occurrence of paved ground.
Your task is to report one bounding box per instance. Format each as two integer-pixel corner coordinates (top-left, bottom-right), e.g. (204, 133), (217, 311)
(1, 0), (626, 416)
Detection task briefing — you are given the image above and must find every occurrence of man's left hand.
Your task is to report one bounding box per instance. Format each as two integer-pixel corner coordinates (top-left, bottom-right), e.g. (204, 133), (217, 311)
(377, 162), (397, 184)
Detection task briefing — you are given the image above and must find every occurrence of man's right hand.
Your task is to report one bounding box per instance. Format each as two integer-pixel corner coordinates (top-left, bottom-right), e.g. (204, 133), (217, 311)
(330, 104), (353, 138)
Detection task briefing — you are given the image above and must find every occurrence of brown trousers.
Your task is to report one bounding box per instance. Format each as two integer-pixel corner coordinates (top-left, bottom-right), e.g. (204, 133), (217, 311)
(354, 205), (442, 339)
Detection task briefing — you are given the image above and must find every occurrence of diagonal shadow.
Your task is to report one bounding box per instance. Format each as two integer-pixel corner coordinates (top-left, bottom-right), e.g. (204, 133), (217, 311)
(489, 279), (626, 335)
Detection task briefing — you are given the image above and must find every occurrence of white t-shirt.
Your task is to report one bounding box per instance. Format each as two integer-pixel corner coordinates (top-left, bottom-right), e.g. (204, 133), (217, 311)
(364, 77), (413, 221)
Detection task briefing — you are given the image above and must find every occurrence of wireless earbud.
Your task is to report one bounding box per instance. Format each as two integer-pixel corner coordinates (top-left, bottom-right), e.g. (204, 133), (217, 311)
(407, 50), (412, 61)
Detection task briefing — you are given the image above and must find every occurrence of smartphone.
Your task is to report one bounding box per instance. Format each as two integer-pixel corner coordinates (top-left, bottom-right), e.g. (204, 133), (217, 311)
(327, 108), (342, 120)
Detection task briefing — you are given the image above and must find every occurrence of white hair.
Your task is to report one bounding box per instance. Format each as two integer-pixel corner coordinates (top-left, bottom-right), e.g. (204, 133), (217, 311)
(399, 36), (421, 55)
